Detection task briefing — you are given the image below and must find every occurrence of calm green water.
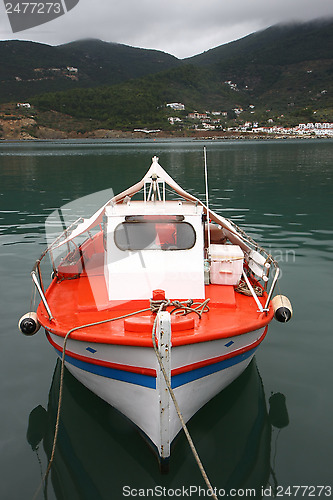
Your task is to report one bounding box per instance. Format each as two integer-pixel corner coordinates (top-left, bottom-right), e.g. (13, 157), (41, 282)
(1, 139), (332, 499)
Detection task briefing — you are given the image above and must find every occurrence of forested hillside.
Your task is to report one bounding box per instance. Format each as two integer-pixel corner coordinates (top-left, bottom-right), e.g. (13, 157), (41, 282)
(1, 19), (332, 133)
(0, 39), (180, 103)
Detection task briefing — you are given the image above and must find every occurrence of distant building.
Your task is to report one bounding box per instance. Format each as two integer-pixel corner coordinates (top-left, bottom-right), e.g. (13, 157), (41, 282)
(166, 103), (185, 111)
(202, 123), (215, 130)
(168, 117), (182, 125)
(315, 122), (331, 129)
(17, 103), (31, 108)
(224, 81), (238, 91)
(188, 112), (208, 120)
(134, 128), (161, 134)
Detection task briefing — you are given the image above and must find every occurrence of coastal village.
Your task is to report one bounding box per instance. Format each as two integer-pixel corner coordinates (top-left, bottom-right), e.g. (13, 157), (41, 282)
(1, 100), (332, 140)
(166, 102), (333, 138)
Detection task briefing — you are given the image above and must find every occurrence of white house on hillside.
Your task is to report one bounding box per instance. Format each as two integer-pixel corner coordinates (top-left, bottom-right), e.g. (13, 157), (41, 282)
(17, 103), (31, 109)
(166, 103), (185, 111)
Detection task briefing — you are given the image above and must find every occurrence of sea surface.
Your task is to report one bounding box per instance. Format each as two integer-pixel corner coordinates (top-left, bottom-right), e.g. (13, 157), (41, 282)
(0, 138), (332, 499)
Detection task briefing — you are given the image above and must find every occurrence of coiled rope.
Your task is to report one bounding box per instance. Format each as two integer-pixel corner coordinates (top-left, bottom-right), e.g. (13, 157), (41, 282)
(150, 297), (210, 317)
(34, 297), (214, 499)
(235, 278), (263, 297)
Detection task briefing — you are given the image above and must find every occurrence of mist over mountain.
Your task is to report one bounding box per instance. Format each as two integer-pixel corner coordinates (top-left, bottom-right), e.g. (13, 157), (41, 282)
(1, 19), (332, 131)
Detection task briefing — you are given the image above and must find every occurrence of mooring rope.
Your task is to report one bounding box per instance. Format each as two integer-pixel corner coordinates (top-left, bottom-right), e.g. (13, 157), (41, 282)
(34, 298), (211, 499)
(235, 278), (263, 297)
(151, 302), (218, 500)
(33, 307), (152, 499)
(150, 298), (210, 317)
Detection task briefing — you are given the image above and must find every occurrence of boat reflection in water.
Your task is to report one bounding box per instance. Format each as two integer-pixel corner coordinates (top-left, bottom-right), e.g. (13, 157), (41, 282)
(27, 360), (288, 499)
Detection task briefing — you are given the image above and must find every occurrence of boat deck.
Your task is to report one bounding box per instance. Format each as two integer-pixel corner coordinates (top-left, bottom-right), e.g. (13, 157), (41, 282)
(38, 255), (273, 347)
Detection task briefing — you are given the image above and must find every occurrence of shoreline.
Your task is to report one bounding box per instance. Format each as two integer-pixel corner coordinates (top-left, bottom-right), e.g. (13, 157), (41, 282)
(1, 106), (332, 141)
(1, 128), (332, 142)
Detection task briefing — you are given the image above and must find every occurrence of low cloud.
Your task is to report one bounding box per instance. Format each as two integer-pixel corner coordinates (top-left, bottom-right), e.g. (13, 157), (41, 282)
(1, 0), (332, 57)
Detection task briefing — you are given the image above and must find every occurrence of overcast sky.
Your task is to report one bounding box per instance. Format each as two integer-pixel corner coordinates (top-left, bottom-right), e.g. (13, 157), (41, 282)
(1, 0), (333, 58)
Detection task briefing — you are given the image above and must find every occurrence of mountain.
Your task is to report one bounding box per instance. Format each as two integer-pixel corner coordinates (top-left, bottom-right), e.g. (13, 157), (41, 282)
(184, 19), (333, 113)
(32, 64), (247, 131)
(58, 39), (181, 84)
(185, 19), (333, 67)
(0, 39), (180, 103)
(1, 19), (332, 132)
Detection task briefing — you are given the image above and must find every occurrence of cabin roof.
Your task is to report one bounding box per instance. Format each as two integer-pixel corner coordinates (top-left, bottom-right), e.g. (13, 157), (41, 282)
(105, 200), (202, 217)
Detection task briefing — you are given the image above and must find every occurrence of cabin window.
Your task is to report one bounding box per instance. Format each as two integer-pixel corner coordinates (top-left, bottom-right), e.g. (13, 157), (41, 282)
(114, 218), (196, 251)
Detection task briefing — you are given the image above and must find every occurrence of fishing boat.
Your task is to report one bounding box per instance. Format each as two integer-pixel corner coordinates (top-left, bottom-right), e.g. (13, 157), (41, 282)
(20, 154), (292, 466)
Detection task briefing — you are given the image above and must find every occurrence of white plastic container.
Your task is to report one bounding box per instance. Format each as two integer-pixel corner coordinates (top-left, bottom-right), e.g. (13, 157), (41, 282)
(210, 244), (244, 285)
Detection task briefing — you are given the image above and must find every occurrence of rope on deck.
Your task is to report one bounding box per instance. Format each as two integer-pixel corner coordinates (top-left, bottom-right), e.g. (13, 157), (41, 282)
(235, 278), (264, 297)
(33, 297), (212, 499)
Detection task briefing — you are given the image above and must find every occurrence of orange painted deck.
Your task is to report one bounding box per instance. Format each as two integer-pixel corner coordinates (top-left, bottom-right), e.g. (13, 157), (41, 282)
(37, 257), (274, 347)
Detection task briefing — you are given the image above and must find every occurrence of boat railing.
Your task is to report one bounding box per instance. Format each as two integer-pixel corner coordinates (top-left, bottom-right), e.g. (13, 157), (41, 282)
(245, 246), (279, 313)
(220, 214), (280, 312)
(264, 265), (280, 310)
(31, 211), (280, 321)
(31, 269), (53, 320)
(144, 174), (165, 202)
(31, 217), (83, 321)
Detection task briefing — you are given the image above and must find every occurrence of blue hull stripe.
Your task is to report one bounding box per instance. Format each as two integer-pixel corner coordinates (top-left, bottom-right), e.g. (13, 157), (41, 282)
(53, 348), (156, 389)
(171, 348), (256, 389)
(53, 346), (257, 390)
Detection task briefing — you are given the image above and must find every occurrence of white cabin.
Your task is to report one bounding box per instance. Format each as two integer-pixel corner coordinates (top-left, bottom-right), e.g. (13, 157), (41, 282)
(103, 200), (205, 300)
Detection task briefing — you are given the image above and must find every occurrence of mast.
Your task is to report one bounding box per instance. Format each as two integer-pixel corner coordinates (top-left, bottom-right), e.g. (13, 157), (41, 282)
(204, 147), (211, 257)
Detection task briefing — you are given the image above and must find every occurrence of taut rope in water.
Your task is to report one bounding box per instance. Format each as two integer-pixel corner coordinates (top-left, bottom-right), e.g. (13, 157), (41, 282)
(33, 307), (151, 499)
(151, 302), (218, 500)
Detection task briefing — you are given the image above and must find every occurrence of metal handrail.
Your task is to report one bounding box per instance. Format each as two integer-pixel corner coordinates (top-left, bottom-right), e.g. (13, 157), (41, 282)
(264, 265), (280, 310)
(241, 270), (266, 313)
(31, 271), (53, 321)
(31, 217), (83, 273)
(31, 217), (83, 321)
